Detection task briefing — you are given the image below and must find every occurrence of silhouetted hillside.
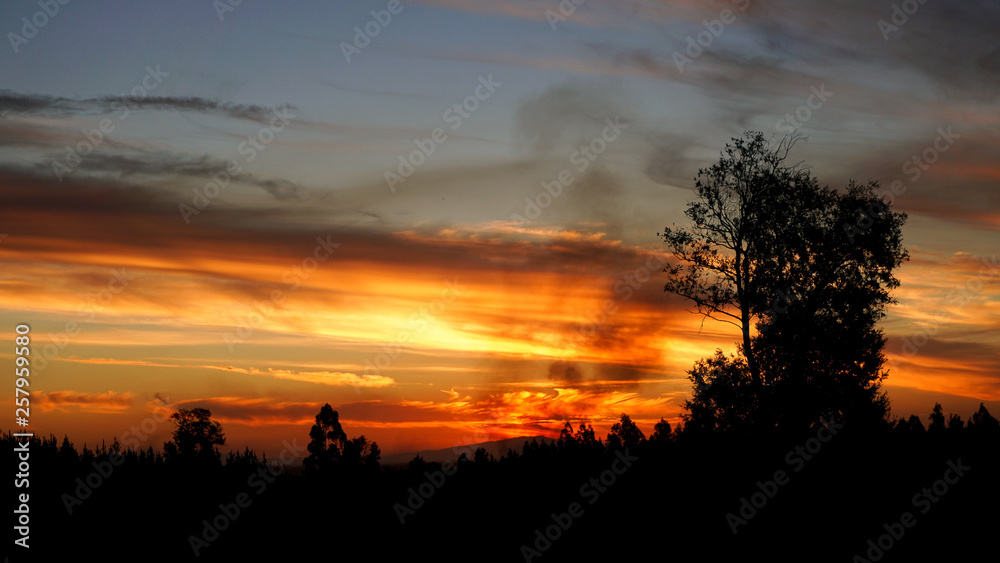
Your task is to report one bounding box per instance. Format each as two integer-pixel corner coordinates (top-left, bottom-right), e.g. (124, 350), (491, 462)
(381, 435), (556, 466)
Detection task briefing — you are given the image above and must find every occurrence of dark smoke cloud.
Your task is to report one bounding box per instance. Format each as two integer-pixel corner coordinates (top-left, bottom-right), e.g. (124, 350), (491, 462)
(548, 361), (584, 384)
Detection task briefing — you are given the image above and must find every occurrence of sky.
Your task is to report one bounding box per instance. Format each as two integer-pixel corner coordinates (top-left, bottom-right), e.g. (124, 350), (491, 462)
(1, 0), (998, 458)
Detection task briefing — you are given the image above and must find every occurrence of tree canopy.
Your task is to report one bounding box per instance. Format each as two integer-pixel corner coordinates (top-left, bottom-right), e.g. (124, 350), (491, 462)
(662, 131), (908, 433)
(607, 413), (646, 449)
(303, 403), (380, 473)
(163, 407), (226, 465)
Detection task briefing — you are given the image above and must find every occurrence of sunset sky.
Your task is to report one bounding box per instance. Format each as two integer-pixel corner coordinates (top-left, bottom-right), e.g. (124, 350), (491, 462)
(1, 0), (998, 458)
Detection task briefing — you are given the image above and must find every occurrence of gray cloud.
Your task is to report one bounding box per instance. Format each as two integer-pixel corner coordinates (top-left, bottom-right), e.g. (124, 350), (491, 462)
(513, 78), (634, 156)
(548, 361), (584, 384)
(0, 90), (295, 123)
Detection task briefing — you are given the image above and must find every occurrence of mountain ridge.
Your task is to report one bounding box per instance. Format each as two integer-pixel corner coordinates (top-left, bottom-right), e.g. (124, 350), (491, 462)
(381, 435), (557, 466)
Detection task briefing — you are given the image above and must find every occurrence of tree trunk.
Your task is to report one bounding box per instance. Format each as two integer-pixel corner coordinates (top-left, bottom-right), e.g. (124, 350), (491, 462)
(742, 311), (760, 387)
(735, 248), (761, 390)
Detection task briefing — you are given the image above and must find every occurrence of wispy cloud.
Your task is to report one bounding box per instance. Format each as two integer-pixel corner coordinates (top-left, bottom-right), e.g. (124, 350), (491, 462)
(0, 91), (295, 123)
(34, 390), (134, 413)
(207, 365), (396, 388)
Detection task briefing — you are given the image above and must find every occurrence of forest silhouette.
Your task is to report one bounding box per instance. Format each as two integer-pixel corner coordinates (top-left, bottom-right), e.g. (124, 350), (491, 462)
(6, 132), (998, 562)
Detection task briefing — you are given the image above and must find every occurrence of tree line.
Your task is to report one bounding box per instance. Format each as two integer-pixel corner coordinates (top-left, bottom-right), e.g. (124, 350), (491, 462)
(8, 400), (996, 476)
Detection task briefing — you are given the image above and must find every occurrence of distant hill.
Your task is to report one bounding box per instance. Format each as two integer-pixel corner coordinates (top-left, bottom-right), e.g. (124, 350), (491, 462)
(381, 435), (556, 466)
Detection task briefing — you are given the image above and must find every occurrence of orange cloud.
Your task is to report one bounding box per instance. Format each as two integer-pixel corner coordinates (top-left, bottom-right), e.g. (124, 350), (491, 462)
(34, 390), (134, 413)
(206, 365), (395, 388)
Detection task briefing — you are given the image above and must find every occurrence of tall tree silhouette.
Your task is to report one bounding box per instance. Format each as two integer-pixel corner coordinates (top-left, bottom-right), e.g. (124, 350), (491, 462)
(304, 403), (380, 473)
(649, 418), (674, 444)
(664, 131), (907, 432)
(929, 403), (946, 432)
(341, 434), (380, 470)
(558, 421), (602, 452)
(163, 407), (226, 465)
(304, 403), (348, 473)
(607, 413), (646, 449)
(660, 132), (809, 388)
(969, 402), (1000, 434)
(748, 178), (906, 430)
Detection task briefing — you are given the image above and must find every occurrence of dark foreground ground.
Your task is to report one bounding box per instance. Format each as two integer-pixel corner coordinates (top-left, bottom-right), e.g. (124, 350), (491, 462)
(5, 425), (998, 562)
